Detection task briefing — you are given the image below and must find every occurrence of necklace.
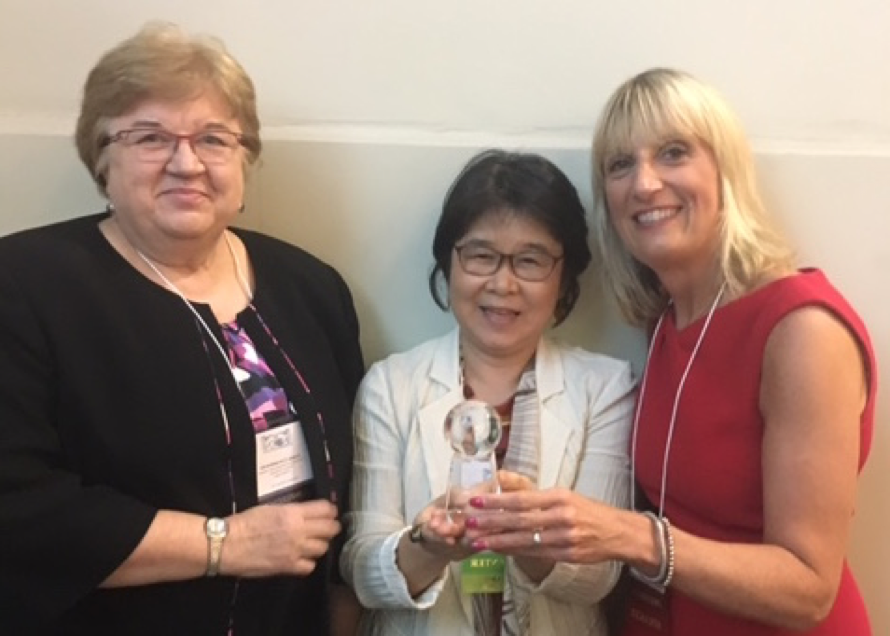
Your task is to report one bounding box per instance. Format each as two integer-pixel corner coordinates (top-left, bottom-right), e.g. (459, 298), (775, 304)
(630, 281), (727, 515)
(135, 232), (251, 384)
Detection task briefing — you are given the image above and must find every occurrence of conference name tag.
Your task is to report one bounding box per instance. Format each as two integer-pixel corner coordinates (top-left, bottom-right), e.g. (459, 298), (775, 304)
(626, 578), (672, 635)
(461, 553), (506, 594)
(256, 421), (313, 503)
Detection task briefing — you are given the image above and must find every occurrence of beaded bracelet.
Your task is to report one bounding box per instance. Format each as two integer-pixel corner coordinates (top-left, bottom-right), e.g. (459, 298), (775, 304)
(661, 516), (676, 588)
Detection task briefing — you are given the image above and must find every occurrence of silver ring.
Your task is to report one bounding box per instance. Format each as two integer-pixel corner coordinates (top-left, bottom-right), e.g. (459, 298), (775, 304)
(532, 530), (542, 545)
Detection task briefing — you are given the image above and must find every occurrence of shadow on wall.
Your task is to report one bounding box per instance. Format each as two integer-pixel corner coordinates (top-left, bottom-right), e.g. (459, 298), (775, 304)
(0, 135), (105, 234)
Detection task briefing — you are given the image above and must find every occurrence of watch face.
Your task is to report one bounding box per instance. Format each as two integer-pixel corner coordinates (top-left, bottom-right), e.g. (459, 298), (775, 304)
(207, 518), (228, 537)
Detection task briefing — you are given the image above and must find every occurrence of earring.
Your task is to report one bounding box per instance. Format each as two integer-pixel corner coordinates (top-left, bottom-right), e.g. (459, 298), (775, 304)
(239, 203), (245, 214)
(105, 202), (115, 214)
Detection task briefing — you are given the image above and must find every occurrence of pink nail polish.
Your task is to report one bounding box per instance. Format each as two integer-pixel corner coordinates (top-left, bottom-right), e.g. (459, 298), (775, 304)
(471, 540), (487, 551)
(465, 517), (478, 529)
(469, 496), (483, 508)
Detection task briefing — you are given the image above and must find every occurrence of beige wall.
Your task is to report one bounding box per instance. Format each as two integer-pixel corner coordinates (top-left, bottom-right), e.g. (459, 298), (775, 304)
(1, 1), (887, 631)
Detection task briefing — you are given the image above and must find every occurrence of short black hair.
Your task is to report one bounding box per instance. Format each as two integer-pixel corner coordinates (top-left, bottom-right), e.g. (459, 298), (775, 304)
(429, 149), (591, 325)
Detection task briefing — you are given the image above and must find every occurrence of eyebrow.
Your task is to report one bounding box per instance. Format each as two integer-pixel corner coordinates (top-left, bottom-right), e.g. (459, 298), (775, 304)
(604, 133), (691, 159)
(460, 237), (558, 253)
(125, 119), (235, 132)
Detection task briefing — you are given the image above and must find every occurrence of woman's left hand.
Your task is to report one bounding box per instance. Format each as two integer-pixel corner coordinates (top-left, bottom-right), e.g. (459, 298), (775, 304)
(465, 473), (625, 565)
(484, 470), (556, 581)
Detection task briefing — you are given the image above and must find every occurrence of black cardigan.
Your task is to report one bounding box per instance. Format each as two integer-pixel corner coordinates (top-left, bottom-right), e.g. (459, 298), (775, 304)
(0, 213), (364, 635)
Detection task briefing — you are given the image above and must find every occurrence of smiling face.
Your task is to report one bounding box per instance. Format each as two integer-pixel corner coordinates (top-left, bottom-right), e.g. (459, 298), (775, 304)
(102, 90), (246, 253)
(449, 210), (564, 362)
(603, 135), (722, 275)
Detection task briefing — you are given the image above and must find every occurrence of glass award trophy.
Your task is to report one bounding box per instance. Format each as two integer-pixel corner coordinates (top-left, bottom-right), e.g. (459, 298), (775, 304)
(443, 399), (502, 521)
(444, 399), (506, 633)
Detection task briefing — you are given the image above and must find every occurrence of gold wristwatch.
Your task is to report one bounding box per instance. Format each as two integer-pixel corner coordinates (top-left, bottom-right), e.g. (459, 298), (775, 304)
(205, 517), (228, 577)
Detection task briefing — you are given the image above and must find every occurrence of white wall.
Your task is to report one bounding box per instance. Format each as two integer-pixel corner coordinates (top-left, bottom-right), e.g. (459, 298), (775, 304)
(1, 1), (887, 632)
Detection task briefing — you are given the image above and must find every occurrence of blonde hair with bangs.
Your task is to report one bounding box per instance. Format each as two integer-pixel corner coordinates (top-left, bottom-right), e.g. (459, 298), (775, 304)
(75, 22), (262, 195)
(591, 68), (795, 327)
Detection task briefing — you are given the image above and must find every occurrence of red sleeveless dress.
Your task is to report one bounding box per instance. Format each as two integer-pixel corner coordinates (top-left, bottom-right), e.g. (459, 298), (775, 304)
(625, 269), (877, 635)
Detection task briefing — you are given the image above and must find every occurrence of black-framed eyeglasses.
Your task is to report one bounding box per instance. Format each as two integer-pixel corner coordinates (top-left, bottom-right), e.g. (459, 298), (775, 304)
(454, 243), (563, 282)
(102, 127), (246, 165)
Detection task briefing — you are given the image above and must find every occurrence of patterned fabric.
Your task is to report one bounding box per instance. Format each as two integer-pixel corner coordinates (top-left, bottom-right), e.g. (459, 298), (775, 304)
(221, 321), (290, 432)
(464, 366), (538, 636)
(501, 369), (539, 483)
(500, 368), (538, 636)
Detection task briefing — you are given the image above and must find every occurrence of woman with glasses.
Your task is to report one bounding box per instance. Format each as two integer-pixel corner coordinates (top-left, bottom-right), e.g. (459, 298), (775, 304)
(0, 23), (364, 635)
(341, 149), (636, 635)
(464, 69), (877, 636)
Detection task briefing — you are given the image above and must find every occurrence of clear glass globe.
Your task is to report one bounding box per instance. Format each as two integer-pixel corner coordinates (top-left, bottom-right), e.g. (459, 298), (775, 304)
(444, 399), (502, 459)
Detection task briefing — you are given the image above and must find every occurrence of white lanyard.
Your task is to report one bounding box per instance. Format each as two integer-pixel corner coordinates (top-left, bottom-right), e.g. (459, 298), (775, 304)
(630, 282), (727, 516)
(135, 231), (254, 517)
(136, 233), (339, 501)
(135, 232), (252, 385)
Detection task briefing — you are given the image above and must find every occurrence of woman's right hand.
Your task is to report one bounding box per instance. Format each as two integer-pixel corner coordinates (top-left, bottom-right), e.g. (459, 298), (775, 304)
(408, 495), (474, 562)
(224, 499), (341, 577)
(412, 495), (473, 561)
(396, 495), (476, 597)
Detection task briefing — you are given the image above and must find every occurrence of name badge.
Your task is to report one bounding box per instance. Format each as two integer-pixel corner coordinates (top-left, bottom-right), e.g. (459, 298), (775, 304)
(461, 553), (506, 594)
(626, 577), (672, 635)
(256, 421), (314, 504)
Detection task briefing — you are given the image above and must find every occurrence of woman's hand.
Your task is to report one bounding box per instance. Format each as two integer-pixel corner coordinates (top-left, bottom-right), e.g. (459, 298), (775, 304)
(101, 501), (342, 587)
(464, 480), (626, 566)
(406, 495), (474, 562)
(497, 469), (535, 492)
(485, 470), (557, 582)
(397, 494), (475, 597)
(224, 499), (341, 577)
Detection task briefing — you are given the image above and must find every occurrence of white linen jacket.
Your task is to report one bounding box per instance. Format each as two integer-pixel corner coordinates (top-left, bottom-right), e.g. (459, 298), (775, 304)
(341, 328), (636, 635)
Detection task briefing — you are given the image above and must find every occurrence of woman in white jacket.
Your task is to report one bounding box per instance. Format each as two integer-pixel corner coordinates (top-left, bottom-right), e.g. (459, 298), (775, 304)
(341, 149), (637, 635)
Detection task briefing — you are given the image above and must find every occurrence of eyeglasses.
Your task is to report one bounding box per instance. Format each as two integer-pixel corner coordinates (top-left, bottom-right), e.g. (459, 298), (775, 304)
(102, 127), (246, 164)
(454, 243), (563, 282)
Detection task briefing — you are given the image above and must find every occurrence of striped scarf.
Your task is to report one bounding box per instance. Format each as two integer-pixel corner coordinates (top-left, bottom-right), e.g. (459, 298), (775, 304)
(470, 366), (539, 636)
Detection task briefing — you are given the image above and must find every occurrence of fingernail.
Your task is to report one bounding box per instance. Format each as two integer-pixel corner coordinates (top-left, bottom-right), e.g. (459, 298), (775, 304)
(469, 496), (484, 508)
(465, 517), (478, 529)
(471, 540), (488, 551)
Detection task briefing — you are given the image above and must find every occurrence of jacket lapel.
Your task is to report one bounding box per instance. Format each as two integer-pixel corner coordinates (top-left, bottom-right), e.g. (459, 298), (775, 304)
(413, 329), (478, 625)
(417, 329), (464, 501)
(535, 338), (575, 489)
